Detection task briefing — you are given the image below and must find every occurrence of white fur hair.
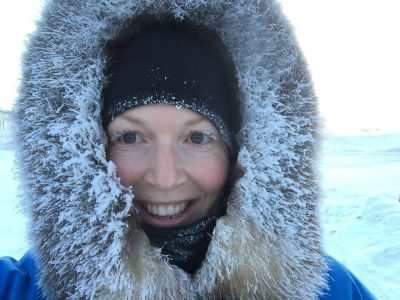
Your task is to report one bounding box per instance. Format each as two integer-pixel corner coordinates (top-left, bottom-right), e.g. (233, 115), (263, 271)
(13, 0), (327, 298)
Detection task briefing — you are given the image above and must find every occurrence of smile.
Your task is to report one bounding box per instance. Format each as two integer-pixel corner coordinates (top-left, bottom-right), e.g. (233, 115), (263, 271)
(135, 199), (197, 227)
(142, 201), (190, 217)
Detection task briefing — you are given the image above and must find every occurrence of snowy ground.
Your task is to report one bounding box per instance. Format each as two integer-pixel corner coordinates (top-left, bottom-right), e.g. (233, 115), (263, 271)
(320, 134), (400, 299)
(1, 134), (399, 299)
(0, 148), (28, 259)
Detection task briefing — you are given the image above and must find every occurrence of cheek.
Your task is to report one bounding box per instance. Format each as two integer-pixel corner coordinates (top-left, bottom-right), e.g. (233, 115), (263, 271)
(108, 152), (142, 187)
(191, 156), (229, 194)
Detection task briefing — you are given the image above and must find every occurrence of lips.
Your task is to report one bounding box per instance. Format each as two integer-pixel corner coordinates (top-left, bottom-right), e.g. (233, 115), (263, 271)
(135, 199), (195, 227)
(143, 201), (189, 217)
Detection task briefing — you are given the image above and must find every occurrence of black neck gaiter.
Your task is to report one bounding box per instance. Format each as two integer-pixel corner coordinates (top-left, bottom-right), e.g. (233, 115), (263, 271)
(140, 179), (231, 275)
(141, 215), (218, 275)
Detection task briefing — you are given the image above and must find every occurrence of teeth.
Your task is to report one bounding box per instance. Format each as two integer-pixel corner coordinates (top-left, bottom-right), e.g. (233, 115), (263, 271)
(144, 202), (188, 217)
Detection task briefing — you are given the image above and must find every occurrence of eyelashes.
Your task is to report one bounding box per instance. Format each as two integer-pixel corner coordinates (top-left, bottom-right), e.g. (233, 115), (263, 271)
(107, 130), (140, 149)
(187, 131), (217, 147)
(117, 131), (142, 144)
(108, 129), (220, 149)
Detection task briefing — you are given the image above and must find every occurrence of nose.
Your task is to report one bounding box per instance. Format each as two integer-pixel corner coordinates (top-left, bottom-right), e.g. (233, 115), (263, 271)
(143, 143), (187, 190)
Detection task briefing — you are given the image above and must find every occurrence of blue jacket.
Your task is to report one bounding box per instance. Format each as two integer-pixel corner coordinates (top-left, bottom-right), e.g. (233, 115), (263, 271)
(0, 253), (376, 299)
(7, 0), (381, 298)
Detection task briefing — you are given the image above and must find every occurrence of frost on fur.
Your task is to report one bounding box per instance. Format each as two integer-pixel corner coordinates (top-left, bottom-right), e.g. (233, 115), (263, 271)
(14, 0), (327, 298)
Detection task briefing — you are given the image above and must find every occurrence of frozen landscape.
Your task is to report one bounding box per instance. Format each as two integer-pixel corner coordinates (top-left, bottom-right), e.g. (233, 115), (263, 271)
(319, 133), (400, 299)
(0, 1), (398, 298)
(1, 133), (399, 299)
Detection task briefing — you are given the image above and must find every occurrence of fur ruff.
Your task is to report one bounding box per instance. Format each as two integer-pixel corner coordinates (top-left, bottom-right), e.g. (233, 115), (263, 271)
(13, 0), (328, 298)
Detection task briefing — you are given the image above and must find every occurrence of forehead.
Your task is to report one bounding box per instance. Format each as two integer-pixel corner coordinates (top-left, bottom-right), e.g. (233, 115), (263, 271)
(108, 104), (215, 130)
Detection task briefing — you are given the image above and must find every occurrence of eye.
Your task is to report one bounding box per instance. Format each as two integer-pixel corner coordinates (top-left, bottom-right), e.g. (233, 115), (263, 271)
(109, 131), (144, 145)
(188, 131), (215, 145)
(122, 132), (138, 144)
(190, 132), (206, 144)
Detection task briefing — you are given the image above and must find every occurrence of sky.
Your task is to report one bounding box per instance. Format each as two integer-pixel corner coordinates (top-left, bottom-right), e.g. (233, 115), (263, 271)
(1, 0), (399, 135)
(279, 0), (400, 135)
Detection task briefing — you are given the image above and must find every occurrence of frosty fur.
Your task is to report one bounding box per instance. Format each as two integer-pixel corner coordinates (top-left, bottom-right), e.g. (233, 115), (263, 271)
(13, 0), (328, 299)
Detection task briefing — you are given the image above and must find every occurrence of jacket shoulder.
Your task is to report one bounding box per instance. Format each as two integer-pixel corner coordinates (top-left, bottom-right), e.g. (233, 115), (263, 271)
(0, 251), (42, 300)
(320, 256), (377, 300)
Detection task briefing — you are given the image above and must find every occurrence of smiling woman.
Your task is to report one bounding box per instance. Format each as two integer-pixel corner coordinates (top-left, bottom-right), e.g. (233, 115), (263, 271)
(106, 105), (229, 228)
(101, 22), (239, 274)
(101, 19), (240, 230)
(1, 0), (377, 299)
(106, 104), (231, 274)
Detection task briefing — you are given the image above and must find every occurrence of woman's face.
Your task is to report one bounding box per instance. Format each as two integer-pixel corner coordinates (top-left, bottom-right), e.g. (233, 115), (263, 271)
(107, 104), (229, 228)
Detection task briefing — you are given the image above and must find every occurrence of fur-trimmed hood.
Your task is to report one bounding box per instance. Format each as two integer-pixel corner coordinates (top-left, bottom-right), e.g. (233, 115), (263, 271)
(13, 0), (327, 299)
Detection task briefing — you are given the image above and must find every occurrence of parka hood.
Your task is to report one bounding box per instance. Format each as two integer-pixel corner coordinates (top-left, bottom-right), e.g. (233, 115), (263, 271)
(13, 0), (327, 298)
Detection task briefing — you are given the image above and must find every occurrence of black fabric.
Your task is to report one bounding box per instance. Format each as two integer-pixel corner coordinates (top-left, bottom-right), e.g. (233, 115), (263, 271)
(140, 178), (231, 275)
(102, 22), (240, 158)
(141, 215), (218, 275)
(141, 192), (229, 275)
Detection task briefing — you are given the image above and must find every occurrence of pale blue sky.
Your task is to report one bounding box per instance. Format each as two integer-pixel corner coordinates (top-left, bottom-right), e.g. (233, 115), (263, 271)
(1, 0), (399, 135)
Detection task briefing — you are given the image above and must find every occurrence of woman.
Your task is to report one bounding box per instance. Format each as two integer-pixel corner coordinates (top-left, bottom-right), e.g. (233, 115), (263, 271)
(0, 0), (375, 299)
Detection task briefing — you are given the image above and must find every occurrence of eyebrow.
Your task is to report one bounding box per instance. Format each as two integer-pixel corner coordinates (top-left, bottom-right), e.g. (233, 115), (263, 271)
(120, 114), (207, 127)
(119, 114), (148, 126)
(182, 115), (208, 126)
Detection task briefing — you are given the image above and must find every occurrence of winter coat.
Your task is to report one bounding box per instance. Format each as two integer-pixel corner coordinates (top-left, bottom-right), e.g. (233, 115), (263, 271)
(0, 253), (376, 300)
(9, 0), (376, 299)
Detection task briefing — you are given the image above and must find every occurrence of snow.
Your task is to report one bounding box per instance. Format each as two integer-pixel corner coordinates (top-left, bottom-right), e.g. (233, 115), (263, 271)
(0, 149), (28, 259)
(1, 134), (399, 299)
(320, 134), (400, 299)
